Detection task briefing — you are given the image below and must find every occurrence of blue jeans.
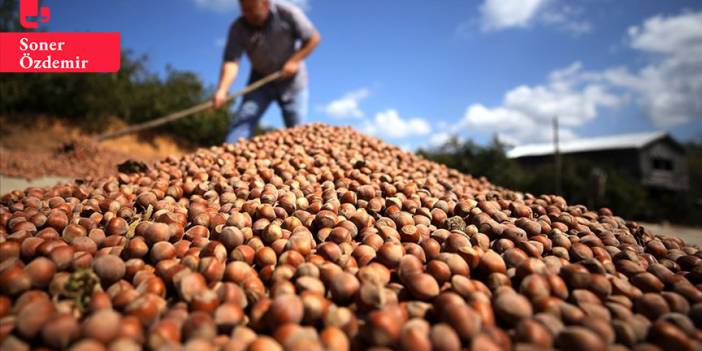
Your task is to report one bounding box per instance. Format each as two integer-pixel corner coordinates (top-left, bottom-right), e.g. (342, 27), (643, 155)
(224, 81), (308, 144)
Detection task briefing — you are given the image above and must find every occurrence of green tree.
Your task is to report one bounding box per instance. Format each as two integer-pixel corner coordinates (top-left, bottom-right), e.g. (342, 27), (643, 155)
(419, 135), (525, 189)
(1, 51), (232, 146)
(1, 0), (20, 32)
(1, 2), (233, 147)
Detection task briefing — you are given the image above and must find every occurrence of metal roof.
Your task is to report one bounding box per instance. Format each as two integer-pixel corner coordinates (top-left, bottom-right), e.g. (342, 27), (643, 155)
(507, 131), (668, 159)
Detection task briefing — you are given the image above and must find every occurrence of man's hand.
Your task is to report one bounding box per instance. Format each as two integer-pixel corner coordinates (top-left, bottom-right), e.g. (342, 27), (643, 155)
(214, 61), (239, 109)
(281, 59), (300, 78)
(212, 89), (228, 109)
(280, 33), (320, 79)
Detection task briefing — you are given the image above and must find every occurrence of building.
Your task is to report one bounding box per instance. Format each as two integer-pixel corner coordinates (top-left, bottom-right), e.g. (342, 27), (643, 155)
(507, 131), (689, 191)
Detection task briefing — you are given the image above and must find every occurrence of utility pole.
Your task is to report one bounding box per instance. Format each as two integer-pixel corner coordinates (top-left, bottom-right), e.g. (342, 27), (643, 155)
(553, 117), (562, 195)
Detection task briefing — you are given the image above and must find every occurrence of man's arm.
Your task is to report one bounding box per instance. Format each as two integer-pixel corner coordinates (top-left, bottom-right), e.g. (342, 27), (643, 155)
(281, 32), (321, 78)
(213, 60), (239, 109)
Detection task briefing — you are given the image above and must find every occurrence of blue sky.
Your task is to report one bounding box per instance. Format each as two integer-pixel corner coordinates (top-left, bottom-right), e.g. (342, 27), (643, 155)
(44, 0), (702, 149)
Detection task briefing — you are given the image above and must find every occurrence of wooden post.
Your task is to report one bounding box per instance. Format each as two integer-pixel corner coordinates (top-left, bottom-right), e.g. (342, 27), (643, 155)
(554, 117), (562, 195)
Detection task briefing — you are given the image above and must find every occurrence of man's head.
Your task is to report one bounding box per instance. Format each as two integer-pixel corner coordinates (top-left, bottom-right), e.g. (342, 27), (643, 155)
(240, 0), (270, 27)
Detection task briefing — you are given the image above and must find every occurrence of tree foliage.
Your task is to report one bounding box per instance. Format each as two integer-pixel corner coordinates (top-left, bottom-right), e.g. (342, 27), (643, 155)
(1, 52), (232, 146)
(2, 2), (234, 145)
(1, 0), (22, 32)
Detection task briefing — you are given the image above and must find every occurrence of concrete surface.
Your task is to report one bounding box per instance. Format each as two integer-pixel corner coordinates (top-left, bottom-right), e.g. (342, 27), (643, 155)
(640, 221), (702, 246)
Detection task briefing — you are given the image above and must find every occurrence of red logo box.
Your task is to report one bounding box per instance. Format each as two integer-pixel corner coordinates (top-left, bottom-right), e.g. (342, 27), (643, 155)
(0, 32), (121, 73)
(20, 0), (51, 29)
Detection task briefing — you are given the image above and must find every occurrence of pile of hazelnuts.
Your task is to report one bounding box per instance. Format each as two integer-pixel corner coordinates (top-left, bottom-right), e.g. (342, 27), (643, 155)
(1, 124), (701, 351)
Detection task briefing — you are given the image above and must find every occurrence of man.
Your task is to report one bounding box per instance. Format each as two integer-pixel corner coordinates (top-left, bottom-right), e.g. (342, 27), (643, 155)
(213, 0), (320, 143)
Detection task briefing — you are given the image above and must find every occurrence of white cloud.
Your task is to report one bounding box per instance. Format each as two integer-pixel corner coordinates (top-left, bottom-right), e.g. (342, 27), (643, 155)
(399, 144), (414, 152)
(628, 11), (702, 55)
(540, 4), (591, 35)
(194, 0), (310, 13)
(363, 109), (431, 139)
(478, 0), (590, 34)
(480, 0), (548, 30)
(214, 37), (226, 48)
(460, 10), (702, 145)
(288, 0), (310, 11)
(596, 11), (702, 128)
(463, 104), (578, 145)
(194, 0), (236, 13)
(504, 65), (621, 126)
(322, 89), (369, 119)
(429, 132), (452, 147)
(461, 62), (620, 144)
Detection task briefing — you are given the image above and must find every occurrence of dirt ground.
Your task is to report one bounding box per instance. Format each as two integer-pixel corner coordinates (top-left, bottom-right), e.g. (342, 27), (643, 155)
(0, 115), (193, 180)
(0, 115), (192, 159)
